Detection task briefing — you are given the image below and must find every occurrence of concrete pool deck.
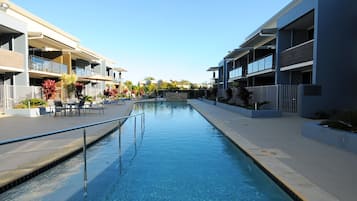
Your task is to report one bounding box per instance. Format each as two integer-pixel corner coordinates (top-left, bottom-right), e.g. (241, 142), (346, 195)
(0, 102), (134, 192)
(1, 99), (356, 200)
(189, 99), (357, 201)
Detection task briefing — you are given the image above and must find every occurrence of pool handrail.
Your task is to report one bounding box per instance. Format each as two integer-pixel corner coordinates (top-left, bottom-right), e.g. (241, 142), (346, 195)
(0, 112), (145, 197)
(0, 112), (145, 146)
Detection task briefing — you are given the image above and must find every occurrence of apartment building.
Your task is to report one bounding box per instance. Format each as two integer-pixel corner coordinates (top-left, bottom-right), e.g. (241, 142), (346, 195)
(0, 0), (124, 113)
(211, 0), (357, 117)
(0, 4), (27, 86)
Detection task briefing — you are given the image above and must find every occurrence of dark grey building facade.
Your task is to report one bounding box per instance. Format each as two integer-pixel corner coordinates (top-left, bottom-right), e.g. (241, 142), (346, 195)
(212, 0), (357, 117)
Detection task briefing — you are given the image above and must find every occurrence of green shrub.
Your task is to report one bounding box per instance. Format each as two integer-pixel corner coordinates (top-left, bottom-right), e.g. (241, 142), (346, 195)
(13, 104), (27, 109)
(320, 110), (357, 132)
(83, 95), (93, 103)
(17, 98), (47, 108)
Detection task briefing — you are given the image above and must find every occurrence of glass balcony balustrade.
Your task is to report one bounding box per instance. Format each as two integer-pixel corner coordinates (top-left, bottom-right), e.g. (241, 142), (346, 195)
(229, 67), (242, 79)
(73, 67), (92, 77)
(29, 55), (68, 74)
(247, 54), (273, 74)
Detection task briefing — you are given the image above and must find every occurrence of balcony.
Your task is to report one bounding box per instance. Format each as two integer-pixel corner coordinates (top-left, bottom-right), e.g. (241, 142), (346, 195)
(0, 49), (24, 72)
(229, 67), (242, 79)
(247, 54), (273, 75)
(29, 55), (67, 75)
(280, 39), (313, 67)
(75, 67), (113, 82)
(210, 77), (218, 85)
(74, 67), (92, 77)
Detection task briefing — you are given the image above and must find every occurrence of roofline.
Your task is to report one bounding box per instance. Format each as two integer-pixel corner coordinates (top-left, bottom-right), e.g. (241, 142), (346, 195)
(77, 45), (117, 65)
(244, 0), (301, 42)
(3, 0), (80, 42)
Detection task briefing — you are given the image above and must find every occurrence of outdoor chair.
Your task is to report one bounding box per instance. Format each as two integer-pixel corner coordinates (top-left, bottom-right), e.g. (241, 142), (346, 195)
(77, 98), (86, 116)
(86, 102), (105, 114)
(54, 101), (66, 117)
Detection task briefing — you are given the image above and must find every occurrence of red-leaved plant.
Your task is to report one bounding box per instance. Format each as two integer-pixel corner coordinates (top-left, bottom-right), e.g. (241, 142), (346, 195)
(110, 88), (118, 97)
(42, 79), (56, 100)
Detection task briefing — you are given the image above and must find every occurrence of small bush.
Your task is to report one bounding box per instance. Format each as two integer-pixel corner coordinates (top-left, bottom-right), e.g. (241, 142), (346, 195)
(17, 98), (47, 108)
(83, 95), (93, 103)
(320, 110), (357, 132)
(238, 86), (251, 106)
(13, 104), (27, 109)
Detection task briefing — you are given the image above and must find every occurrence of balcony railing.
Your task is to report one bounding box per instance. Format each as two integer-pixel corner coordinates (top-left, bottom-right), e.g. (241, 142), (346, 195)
(113, 78), (123, 83)
(229, 67), (242, 79)
(74, 67), (92, 77)
(248, 54), (273, 74)
(29, 55), (67, 74)
(0, 49), (24, 70)
(74, 67), (103, 77)
(280, 39), (314, 67)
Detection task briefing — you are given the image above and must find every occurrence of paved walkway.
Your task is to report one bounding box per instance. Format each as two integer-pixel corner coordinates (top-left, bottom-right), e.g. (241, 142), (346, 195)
(189, 99), (357, 201)
(0, 102), (134, 191)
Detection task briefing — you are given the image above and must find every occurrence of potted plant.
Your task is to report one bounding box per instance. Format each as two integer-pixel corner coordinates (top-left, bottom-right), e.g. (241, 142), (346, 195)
(7, 98), (47, 117)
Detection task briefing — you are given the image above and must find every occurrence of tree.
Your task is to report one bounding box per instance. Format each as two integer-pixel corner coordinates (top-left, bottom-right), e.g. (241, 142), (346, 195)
(124, 80), (133, 91)
(144, 76), (155, 85)
(148, 83), (157, 93)
(190, 83), (199, 90)
(61, 74), (77, 98)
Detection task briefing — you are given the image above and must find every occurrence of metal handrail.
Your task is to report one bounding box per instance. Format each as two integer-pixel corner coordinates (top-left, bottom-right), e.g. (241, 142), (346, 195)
(0, 112), (145, 197)
(0, 113), (144, 146)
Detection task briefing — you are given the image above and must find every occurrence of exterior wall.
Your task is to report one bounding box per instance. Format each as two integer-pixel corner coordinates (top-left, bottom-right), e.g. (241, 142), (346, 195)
(0, 10), (29, 86)
(277, 0), (357, 117)
(6, 7), (78, 49)
(62, 52), (72, 74)
(276, 0), (316, 85)
(313, 0), (357, 112)
(12, 33), (28, 86)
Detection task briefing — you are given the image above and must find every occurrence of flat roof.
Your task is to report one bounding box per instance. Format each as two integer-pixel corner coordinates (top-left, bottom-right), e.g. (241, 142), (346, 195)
(206, 66), (221, 71)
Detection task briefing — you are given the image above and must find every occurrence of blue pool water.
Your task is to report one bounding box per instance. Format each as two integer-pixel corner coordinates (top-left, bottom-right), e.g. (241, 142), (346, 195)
(1, 102), (293, 201)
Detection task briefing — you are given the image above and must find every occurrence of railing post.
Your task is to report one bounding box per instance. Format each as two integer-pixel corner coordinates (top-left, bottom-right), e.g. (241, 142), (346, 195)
(134, 116), (137, 153)
(141, 114), (143, 134)
(134, 116), (136, 135)
(83, 128), (88, 197)
(118, 120), (122, 175)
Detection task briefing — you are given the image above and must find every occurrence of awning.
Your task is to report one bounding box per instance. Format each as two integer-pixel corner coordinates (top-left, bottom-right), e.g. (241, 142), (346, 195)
(224, 48), (250, 60)
(206, 66), (221, 71)
(112, 67), (127, 72)
(28, 32), (76, 51)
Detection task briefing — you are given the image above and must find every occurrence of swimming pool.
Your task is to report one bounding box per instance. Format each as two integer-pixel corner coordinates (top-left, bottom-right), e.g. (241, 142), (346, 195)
(1, 102), (293, 201)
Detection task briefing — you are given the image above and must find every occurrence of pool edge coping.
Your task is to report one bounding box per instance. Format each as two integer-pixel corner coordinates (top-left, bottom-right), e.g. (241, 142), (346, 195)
(188, 99), (338, 201)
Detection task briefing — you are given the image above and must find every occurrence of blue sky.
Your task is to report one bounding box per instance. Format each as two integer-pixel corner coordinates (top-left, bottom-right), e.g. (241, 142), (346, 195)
(12, 0), (291, 84)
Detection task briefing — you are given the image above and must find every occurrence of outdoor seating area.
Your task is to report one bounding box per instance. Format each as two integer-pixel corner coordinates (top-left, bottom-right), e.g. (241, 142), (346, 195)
(53, 99), (105, 117)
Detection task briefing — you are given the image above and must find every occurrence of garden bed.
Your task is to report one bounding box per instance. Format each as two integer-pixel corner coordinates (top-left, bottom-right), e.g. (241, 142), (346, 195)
(199, 98), (281, 118)
(6, 108), (42, 117)
(302, 122), (357, 154)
